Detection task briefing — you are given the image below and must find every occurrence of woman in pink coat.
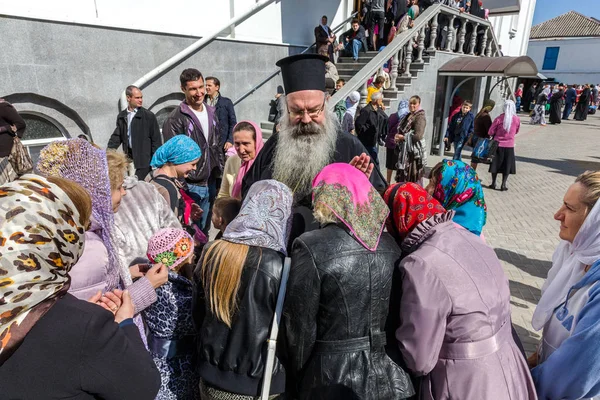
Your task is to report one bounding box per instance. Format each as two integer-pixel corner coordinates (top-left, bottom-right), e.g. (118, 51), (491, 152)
(384, 183), (537, 400)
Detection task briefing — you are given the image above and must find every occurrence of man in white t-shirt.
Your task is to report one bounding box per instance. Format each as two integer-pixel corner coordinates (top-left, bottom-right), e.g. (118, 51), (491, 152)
(161, 68), (224, 234)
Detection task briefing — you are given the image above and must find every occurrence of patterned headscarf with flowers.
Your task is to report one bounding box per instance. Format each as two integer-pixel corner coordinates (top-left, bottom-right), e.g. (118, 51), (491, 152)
(431, 159), (487, 236)
(0, 175), (87, 366)
(146, 228), (194, 271)
(384, 182), (447, 241)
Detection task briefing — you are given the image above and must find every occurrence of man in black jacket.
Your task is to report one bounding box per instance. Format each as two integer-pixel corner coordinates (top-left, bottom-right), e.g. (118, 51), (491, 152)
(355, 91), (388, 167)
(339, 19), (367, 61)
(162, 69), (224, 233)
(107, 86), (161, 180)
(205, 76), (237, 152)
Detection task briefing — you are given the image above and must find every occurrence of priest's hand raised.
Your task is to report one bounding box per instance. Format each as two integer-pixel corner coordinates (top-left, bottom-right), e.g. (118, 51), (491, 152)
(349, 153), (374, 179)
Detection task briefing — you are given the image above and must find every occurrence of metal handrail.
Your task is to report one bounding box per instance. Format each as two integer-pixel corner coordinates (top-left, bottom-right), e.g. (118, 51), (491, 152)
(328, 3), (499, 109)
(232, 11), (359, 106)
(119, 0), (280, 110)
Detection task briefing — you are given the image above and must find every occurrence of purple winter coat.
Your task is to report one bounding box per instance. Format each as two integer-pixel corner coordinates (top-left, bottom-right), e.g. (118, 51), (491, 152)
(396, 213), (537, 400)
(68, 220), (108, 301)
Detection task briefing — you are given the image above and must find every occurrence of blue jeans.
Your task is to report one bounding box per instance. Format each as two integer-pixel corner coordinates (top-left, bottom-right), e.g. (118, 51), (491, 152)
(563, 102), (573, 120)
(367, 145), (379, 167)
(187, 180), (217, 234)
(344, 39), (362, 60)
(453, 139), (465, 160)
(515, 96), (522, 112)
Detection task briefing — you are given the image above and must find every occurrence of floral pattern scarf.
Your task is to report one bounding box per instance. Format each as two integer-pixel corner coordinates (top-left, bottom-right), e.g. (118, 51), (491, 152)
(0, 175), (86, 365)
(432, 159), (487, 236)
(312, 163), (388, 251)
(223, 180), (293, 255)
(384, 182), (446, 241)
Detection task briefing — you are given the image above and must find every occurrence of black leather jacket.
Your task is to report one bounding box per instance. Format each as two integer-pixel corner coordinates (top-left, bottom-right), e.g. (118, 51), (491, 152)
(192, 245), (286, 396)
(162, 102), (224, 185)
(281, 224), (414, 399)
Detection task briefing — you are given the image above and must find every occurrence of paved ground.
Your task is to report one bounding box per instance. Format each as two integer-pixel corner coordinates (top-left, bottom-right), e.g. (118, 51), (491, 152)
(426, 112), (600, 354)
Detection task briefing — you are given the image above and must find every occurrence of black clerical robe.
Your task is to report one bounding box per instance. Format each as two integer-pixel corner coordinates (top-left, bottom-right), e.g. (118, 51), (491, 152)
(242, 131), (387, 245)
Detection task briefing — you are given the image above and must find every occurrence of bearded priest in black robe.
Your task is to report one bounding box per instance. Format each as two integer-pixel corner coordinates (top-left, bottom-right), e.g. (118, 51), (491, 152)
(242, 54), (386, 243)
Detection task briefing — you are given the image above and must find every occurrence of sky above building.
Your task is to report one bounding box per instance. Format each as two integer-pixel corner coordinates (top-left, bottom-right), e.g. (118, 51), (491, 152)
(532, 0), (600, 25)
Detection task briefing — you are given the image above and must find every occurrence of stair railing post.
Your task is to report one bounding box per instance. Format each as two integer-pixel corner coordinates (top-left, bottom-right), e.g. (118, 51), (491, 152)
(445, 15), (455, 52)
(480, 26), (488, 57)
(360, 78), (369, 107)
(485, 31), (493, 57)
(416, 27), (425, 63)
(391, 50), (400, 89)
(427, 14), (438, 52)
(469, 22), (479, 55)
(402, 37), (413, 78)
(457, 18), (466, 54)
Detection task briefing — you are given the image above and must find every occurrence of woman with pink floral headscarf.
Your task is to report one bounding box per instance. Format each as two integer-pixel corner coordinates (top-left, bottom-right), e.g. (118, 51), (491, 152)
(218, 120), (264, 200)
(281, 163), (414, 399)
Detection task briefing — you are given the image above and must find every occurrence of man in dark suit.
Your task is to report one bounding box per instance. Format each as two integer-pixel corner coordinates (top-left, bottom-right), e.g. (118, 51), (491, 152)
(563, 84), (578, 120)
(107, 85), (161, 180)
(205, 76), (237, 153)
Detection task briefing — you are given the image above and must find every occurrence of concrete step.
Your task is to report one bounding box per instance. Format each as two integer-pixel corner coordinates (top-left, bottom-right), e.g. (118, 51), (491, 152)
(260, 121), (274, 140)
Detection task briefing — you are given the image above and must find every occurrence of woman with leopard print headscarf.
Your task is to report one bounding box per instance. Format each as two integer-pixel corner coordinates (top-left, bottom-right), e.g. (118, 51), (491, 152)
(0, 174), (160, 399)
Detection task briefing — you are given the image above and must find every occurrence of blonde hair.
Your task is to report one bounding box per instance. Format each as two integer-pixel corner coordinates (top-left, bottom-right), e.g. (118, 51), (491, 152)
(201, 240), (250, 327)
(46, 176), (93, 227)
(313, 202), (338, 225)
(106, 150), (130, 191)
(575, 170), (600, 210)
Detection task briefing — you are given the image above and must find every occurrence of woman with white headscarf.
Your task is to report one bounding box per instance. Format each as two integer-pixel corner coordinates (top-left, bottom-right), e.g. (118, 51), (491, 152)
(488, 99), (520, 191)
(384, 98), (410, 184)
(530, 86), (549, 126)
(529, 171), (600, 399)
(341, 91), (361, 136)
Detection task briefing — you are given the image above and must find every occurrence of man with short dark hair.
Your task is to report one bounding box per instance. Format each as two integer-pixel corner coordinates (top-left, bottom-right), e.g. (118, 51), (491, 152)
(162, 69), (224, 233)
(108, 85), (161, 180)
(205, 76), (237, 152)
(563, 84), (577, 120)
(340, 19), (366, 62)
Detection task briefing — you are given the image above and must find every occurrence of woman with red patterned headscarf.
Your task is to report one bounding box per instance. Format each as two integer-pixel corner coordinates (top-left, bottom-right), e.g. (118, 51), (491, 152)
(384, 183), (536, 400)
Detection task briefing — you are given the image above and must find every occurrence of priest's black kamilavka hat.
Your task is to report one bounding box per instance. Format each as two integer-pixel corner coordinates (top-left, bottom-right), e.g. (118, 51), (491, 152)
(276, 54), (328, 94)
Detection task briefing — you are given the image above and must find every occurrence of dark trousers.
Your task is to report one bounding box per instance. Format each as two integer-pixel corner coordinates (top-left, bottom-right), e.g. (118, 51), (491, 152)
(563, 102), (573, 120)
(135, 167), (151, 181)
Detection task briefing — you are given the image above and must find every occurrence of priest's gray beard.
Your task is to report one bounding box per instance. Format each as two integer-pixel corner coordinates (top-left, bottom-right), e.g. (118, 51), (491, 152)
(272, 107), (339, 201)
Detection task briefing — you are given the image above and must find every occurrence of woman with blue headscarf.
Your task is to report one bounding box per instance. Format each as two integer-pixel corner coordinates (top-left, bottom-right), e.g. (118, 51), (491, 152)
(148, 135), (202, 224)
(385, 99), (410, 184)
(427, 159), (487, 236)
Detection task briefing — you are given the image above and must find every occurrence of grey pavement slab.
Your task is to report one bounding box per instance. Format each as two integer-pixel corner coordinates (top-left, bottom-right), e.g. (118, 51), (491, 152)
(427, 113), (600, 355)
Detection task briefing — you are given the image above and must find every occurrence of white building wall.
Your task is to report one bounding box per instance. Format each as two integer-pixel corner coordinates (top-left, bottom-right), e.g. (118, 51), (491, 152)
(527, 37), (600, 83)
(488, 0), (536, 56)
(0, 0), (351, 47)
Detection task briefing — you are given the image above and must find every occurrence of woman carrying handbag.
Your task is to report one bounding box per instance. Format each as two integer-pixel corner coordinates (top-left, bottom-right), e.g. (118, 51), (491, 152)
(0, 98), (29, 184)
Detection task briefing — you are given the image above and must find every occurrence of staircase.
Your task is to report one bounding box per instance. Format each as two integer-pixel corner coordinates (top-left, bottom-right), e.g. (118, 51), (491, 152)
(329, 3), (501, 118)
(337, 51), (434, 110)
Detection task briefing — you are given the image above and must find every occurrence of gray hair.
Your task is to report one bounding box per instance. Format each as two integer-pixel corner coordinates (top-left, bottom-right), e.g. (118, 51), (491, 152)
(371, 91), (383, 102)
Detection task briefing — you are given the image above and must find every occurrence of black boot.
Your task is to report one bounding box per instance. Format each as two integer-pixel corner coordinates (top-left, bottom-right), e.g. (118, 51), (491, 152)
(489, 174), (497, 190)
(501, 175), (508, 191)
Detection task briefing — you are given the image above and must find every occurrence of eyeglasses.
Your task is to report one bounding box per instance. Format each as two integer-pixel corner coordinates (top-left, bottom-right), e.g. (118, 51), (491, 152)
(287, 99), (326, 120)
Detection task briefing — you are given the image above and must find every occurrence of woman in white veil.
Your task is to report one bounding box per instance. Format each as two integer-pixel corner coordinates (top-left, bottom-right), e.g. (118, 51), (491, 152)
(530, 171), (600, 399)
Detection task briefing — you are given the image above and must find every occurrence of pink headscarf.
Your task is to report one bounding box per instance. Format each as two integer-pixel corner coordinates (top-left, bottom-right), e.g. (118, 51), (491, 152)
(231, 120), (264, 199)
(312, 163), (389, 251)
